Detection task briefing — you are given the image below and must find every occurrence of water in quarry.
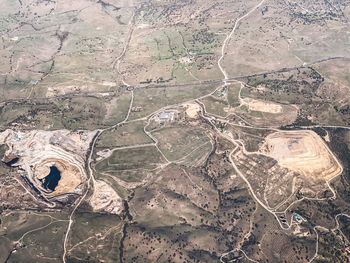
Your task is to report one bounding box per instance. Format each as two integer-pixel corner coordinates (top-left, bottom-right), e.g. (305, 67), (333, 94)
(42, 166), (61, 191)
(4, 157), (19, 167)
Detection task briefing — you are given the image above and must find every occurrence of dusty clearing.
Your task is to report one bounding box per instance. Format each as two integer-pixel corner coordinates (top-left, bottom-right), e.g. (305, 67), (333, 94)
(46, 86), (83, 97)
(185, 103), (201, 118)
(244, 98), (282, 113)
(261, 130), (342, 180)
(90, 180), (123, 214)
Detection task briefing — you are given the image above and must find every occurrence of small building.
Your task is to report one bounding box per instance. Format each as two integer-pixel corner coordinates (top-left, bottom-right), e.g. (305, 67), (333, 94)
(158, 111), (175, 121)
(213, 86), (228, 98)
(179, 56), (192, 64)
(256, 85), (266, 93)
(293, 213), (303, 223)
(131, 106), (142, 112)
(156, 110), (177, 122)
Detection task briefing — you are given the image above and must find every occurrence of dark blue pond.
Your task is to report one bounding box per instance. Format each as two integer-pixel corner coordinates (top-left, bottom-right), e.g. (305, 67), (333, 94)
(42, 166), (61, 191)
(4, 157), (19, 167)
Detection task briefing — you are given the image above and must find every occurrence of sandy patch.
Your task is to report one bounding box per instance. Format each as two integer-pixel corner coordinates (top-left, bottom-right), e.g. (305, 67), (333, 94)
(102, 81), (116, 86)
(185, 103), (201, 118)
(244, 98), (282, 113)
(324, 131), (330, 142)
(96, 149), (113, 162)
(261, 130), (342, 180)
(90, 180), (123, 214)
(46, 86), (83, 97)
(137, 23), (150, 29)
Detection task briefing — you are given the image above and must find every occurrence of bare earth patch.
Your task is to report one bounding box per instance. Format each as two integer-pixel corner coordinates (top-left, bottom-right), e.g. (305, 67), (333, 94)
(90, 180), (123, 214)
(244, 98), (282, 113)
(261, 130), (342, 180)
(185, 103), (201, 118)
(46, 86), (83, 97)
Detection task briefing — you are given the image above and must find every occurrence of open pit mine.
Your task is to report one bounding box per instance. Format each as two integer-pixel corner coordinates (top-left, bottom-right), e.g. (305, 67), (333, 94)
(261, 130), (342, 181)
(0, 129), (97, 205)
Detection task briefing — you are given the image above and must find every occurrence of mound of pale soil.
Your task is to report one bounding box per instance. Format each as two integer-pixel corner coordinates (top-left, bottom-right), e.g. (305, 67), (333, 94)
(262, 130), (342, 180)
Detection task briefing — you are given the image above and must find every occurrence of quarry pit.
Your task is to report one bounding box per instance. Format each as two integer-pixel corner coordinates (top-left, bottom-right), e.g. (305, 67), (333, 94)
(0, 129), (97, 197)
(261, 130), (342, 180)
